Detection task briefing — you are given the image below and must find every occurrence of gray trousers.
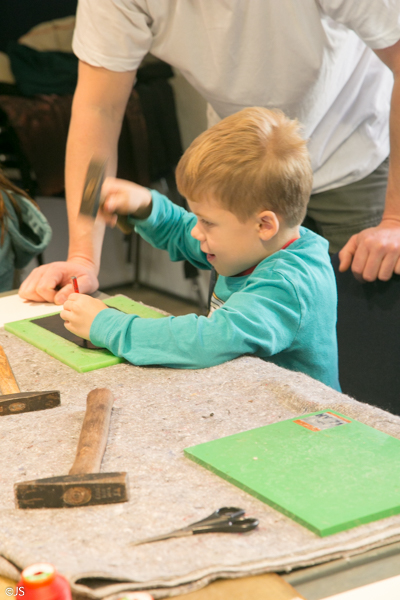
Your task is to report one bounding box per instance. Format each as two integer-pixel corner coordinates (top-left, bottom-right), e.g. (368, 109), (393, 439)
(303, 158), (389, 253)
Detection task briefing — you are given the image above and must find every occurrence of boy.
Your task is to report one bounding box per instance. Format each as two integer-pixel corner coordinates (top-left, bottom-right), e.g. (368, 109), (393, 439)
(60, 108), (340, 390)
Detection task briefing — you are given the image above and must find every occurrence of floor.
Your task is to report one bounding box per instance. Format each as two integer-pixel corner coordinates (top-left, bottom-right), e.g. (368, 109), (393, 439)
(104, 283), (205, 317)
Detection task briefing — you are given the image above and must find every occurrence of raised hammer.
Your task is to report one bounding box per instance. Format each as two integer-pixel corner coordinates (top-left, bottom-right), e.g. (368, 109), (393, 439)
(0, 344), (60, 416)
(15, 388), (129, 509)
(79, 158), (132, 234)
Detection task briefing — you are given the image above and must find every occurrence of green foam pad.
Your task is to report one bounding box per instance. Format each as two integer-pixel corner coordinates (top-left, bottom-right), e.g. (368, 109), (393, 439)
(4, 295), (165, 373)
(185, 411), (400, 536)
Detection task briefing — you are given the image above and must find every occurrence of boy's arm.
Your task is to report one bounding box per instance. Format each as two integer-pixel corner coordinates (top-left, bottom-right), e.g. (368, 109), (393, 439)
(129, 190), (211, 270)
(89, 274), (300, 368)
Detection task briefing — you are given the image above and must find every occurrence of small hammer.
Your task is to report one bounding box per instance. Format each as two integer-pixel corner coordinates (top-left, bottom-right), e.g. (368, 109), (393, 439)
(79, 158), (133, 234)
(15, 388), (129, 509)
(0, 344), (60, 417)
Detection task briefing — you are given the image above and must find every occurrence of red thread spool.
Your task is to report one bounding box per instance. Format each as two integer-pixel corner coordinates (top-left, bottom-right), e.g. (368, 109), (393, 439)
(17, 563), (72, 600)
(116, 594), (154, 600)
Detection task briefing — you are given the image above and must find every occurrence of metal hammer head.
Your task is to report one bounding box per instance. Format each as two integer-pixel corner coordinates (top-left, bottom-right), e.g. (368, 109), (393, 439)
(79, 158), (133, 234)
(15, 472), (129, 509)
(79, 159), (106, 219)
(0, 391), (60, 417)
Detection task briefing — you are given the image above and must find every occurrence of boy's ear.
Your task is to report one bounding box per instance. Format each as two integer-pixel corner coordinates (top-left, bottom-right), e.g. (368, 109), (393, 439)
(257, 210), (280, 241)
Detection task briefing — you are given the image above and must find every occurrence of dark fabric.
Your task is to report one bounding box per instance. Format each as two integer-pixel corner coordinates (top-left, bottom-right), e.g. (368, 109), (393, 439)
(0, 83), (20, 96)
(8, 42), (78, 96)
(0, 61), (182, 196)
(0, 0), (77, 53)
(0, 94), (73, 196)
(331, 253), (400, 416)
(136, 59), (174, 84)
(116, 90), (151, 188)
(135, 77), (183, 182)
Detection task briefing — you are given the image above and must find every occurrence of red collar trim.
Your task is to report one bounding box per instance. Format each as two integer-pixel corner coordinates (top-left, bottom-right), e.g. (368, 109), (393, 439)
(281, 237), (299, 250)
(233, 237), (299, 277)
(233, 264), (257, 277)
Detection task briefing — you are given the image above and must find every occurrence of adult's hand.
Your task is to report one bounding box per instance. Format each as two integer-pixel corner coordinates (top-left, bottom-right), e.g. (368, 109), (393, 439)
(338, 219), (400, 281)
(19, 261), (99, 305)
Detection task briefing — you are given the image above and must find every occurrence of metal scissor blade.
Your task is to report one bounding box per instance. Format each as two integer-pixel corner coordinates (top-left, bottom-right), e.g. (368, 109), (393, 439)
(192, 517), (259, 534)
(131, 528), (194, 546)
(130, 507), (255, 546)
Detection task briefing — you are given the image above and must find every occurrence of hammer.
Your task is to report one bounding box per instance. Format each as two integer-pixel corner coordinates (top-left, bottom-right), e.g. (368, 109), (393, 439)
(15, 388), (129, 509)
(0, 344), (60, 417)
(79, 158), (132, 234)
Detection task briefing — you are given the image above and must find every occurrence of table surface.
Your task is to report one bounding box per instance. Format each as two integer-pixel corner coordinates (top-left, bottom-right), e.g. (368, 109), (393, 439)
(1, 291), (399, 600)
(0, 574), (305, 600)
(0, 290), (303, 599)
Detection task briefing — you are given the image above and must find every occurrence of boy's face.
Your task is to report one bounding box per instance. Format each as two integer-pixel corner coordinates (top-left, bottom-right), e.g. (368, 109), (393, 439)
(188, 197), (268, 277)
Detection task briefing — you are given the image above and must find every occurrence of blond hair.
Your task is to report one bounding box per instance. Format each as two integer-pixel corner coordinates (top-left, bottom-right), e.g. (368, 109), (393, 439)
(176, 107), (313, 226)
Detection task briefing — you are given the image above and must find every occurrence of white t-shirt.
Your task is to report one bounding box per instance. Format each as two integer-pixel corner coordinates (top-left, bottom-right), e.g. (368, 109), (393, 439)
(73, 0), (400, 193)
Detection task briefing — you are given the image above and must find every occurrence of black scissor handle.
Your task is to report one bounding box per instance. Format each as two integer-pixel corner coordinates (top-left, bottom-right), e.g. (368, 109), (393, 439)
(223, 517), (259, 533)
(188, 507), (259, 534)
(192, 516), (259, 534)
(189, 506), (245, 529)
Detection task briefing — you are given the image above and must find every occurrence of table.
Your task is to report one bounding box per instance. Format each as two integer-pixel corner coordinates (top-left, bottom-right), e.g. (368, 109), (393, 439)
(0, 292), (399, 600)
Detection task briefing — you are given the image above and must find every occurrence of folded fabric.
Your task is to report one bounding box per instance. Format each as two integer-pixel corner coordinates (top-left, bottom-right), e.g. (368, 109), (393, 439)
(0, 190), (52, 291)
(7, 41), (78, 95)
(18, 16), (76, 53)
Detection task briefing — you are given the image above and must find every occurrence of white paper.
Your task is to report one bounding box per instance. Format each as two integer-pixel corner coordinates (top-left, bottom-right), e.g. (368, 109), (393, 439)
(0, 294), (62, 328)
(322, 574), (400, 600)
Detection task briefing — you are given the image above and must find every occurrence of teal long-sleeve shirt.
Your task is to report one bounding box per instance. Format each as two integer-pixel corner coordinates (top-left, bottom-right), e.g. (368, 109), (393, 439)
(91, 191), (340, 390)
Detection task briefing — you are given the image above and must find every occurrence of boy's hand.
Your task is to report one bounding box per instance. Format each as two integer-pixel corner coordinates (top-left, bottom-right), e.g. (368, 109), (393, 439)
(100, 177), (152, 226)
(60, 293), (108, 339)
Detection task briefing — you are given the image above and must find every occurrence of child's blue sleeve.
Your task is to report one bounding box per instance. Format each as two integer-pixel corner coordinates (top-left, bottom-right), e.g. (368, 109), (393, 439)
(90, 273), (301, 369)
(129, 190), (211, 270)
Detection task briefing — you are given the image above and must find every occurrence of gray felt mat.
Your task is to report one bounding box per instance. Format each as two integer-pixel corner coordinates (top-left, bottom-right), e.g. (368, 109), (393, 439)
(1, 327), (400, 599)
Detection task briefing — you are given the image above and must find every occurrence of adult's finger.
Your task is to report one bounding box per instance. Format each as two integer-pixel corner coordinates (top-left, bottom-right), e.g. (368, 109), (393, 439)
(377, 249), (400, 281)
(54, 283), (75, 305)
(352, 242), (385, 282)
(20, 261), (99, 304)
(19, 264), (61, 303)
(54, 272), (98, 304)
(338, 235), (358, 272)
(355, 224), (400, 281)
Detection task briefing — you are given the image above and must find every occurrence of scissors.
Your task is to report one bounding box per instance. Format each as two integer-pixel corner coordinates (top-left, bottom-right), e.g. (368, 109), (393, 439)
(131, 506), (259, 546)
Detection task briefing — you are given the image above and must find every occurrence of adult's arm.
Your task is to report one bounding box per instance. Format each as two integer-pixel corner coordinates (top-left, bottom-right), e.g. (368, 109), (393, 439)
(339, 38), (400, 281)
(19, 61), (137, 303)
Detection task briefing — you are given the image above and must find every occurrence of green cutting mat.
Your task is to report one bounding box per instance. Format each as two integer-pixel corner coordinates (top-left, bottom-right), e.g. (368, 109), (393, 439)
(185, 411), (400, 536)
(4, 295), (165, 373)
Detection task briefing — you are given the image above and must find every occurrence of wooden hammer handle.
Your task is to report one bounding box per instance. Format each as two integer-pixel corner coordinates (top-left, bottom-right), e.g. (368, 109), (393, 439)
(0, 344), (20, 395)
(69, 388), (114, 475)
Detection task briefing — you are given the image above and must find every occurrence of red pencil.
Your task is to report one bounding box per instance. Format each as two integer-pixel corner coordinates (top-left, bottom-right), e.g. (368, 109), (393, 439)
(71, 276), (79, 293)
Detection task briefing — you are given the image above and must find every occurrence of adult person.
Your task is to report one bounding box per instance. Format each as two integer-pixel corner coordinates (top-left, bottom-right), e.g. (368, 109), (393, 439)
(19, 0), (400, 305)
